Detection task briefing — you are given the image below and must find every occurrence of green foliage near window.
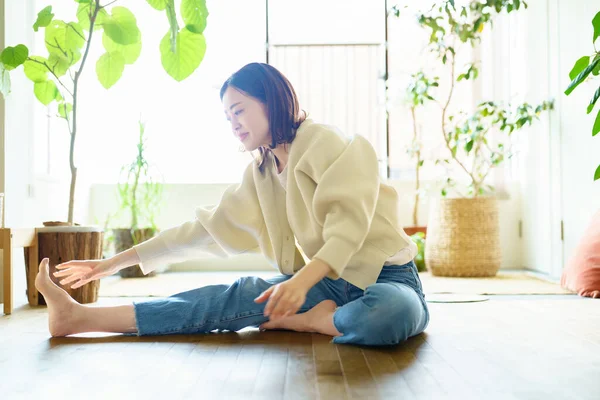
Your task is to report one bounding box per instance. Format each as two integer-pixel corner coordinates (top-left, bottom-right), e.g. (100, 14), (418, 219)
(564, 11), (600, 181)
(395, 0), (554, 197)
(0, 0), (208, 224)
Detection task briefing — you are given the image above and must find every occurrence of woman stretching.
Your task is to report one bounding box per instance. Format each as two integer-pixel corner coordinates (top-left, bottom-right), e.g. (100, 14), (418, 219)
(36, 62), (429, 346)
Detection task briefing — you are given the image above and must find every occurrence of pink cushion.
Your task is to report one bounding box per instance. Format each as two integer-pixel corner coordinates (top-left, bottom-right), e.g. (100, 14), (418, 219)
(561, 210), (600, 298)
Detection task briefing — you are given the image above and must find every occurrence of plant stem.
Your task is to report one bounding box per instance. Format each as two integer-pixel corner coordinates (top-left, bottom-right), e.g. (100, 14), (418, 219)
(68, 0), (100, 224)
(472, 139), (482, 196)
(131, 130), (143, 230)
(101, 0), (118, 8)
(166, 0), (179, 52)
(440, 45), (477, 192)
(411, 106), (420, 226)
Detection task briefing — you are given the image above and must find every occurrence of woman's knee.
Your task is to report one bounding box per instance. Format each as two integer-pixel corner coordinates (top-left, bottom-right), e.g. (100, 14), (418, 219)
(343, 283), (427, 345)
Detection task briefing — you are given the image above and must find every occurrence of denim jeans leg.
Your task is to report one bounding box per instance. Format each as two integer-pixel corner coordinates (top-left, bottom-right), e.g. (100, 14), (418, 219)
(133, 274), (348, 336)
(133, 275), (291, 336)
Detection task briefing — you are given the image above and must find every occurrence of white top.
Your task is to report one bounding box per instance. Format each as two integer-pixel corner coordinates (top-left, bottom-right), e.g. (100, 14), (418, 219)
(276, 161), (413, 267)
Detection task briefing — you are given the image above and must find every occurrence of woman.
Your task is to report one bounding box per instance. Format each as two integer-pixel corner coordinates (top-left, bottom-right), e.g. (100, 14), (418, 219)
(36, 62), (429, 346)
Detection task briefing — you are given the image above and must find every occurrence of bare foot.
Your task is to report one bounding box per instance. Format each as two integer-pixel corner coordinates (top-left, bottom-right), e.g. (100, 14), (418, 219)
(260, 300), (342, 337)
(35, 258), (82, 337)
(581, 290), (600, 299)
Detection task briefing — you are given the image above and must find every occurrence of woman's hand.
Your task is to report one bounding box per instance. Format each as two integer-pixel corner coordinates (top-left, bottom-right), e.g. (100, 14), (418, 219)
(53, 258), (121, 289)
(254, 278), (309, 320)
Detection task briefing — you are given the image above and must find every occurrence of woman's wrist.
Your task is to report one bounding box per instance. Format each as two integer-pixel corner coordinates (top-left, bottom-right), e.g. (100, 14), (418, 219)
(292, 258), (332, 289)
(109, 248), (141, 271)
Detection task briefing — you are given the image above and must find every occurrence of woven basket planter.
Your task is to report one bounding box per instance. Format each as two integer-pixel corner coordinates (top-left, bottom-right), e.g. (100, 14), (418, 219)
(425, 197), (501, 277)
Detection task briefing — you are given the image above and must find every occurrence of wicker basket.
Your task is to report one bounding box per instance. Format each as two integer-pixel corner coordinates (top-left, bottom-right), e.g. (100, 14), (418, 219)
(425, 197), (501, 277)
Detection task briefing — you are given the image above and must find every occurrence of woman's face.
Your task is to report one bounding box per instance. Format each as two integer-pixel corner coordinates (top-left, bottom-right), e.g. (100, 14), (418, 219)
(222, 86), (270, 151)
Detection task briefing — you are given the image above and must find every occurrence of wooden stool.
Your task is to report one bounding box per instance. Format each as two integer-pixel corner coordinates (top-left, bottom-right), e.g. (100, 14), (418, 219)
(1, 228), (38, 315)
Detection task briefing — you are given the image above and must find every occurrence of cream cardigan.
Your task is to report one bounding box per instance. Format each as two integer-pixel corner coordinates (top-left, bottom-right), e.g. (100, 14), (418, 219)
(133, 119), (416, 289)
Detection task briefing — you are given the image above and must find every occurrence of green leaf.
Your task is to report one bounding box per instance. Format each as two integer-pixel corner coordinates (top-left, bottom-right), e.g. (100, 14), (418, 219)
(593, 12), (600, 43)
(457, 73), (466, 81)
(58, 102), (73, 119)
(593, 109), (600, 136)
(595, 164), (600, 181)
(587, 86), (600, 114)
(0, 62), (11, 98)
(45, 20), (85, 63)
(451, 145), (457, 157)
(75, 0), (91, 3)
(593, 57), (600, 76)
(441, 188), (447, 196)
(34, 80), (59, 105)
(47, 52), (72, 77)
(181, 0), (208, 34)
(565, 57), (600, 95)
(0, 45), (29, 70)
(102, 32), (141, 64)
(76, 2), (109, 31)
(96, 51), (125, 89)
(465, 140), (474, 152)
(23, 56), (49, 82)
(33, 6), (54, 32)
(160, 27), (206, 81)
(147, 0), (169, 10)
(569, 56), (590, 81)
(104, 7), (141, 45)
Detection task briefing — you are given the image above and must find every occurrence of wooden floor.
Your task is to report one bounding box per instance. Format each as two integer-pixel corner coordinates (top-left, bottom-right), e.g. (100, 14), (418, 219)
(1, 294), (599, 400)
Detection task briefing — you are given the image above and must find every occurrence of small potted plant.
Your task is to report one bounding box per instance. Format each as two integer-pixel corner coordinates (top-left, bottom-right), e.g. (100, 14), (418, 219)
(110, 118), (163, 278)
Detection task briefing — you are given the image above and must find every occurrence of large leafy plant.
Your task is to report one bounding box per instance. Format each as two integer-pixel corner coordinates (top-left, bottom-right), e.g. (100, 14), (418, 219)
(401, 0), (553, 197)
(564, 11), (600, 181)
(0, 0), (208, 224)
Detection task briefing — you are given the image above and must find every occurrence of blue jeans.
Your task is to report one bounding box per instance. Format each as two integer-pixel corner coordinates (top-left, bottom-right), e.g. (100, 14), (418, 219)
(132, 261), (429, 346)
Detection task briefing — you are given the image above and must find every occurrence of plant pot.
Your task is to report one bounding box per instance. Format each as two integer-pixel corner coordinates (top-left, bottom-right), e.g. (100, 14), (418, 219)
(425, 197), (501, 277)
(403, 226), (427, 236)
(113, 228), (157, 278)
(24, 223), (103, 305)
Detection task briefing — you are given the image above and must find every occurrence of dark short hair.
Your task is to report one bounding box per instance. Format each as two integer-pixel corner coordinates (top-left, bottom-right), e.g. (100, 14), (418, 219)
(220, 62), (306, 171)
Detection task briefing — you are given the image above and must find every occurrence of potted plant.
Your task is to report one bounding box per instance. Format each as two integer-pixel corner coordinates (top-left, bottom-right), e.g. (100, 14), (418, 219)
(0, 0), (208, 304)
(111, 118), (163, 278)
(400, 0), (553, 277)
